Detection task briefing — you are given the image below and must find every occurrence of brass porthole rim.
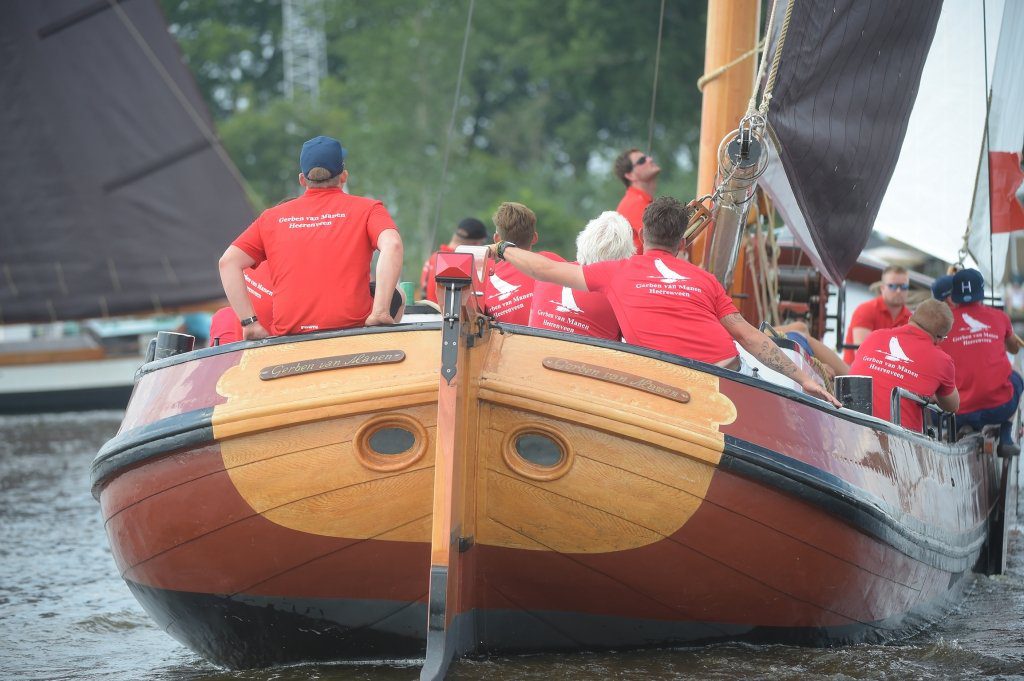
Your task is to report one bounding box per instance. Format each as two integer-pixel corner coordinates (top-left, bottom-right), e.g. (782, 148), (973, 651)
(354, 414), (428, 472)
(502, 424), (574, 481)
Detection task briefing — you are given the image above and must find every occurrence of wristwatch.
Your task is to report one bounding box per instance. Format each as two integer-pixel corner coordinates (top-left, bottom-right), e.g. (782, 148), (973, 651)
(240, 315), (259, 327)
(495, 241), (517, 261)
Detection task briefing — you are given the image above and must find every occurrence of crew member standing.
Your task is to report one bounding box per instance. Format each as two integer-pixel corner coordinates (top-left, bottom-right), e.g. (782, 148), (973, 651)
(941, 268), (1023, 455)
(842, 265), (912, 364)
(218, 135), (404, 339)
(613, 148), (661, 254)
(849, 299), (959, 432)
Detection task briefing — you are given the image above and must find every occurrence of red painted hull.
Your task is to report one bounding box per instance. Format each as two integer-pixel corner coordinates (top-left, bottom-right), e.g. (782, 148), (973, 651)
(92, 327), (1002, 668)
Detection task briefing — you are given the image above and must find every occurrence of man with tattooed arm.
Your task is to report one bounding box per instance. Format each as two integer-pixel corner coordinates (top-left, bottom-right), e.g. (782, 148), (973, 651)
(488, 196), (841, 407)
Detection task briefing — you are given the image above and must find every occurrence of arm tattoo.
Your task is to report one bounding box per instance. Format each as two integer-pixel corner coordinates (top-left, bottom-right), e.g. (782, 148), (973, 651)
(755, 339), (798, 378)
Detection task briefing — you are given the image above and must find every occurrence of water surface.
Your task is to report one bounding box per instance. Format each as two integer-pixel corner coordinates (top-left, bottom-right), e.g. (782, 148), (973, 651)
(1, 412), (1021, 680)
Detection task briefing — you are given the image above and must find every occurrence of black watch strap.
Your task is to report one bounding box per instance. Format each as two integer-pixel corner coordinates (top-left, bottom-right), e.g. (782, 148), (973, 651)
(240, 315), (259, 327)
(496, 241), (517, 261)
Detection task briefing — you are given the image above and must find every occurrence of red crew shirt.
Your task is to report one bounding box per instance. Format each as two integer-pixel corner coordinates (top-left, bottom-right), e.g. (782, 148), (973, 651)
(582, 249), (740, 364)
(849, 325), (956, 432)
(843, 295), (911, 364)
(232, 187), (396, 336)
(419, 244), (455, 304)
(529, 271), (621, 341)
(484, 251), (564, 326)
(616, 186), (653, 255)
(209, 263), (275, 345)
(940, 302), (1014, 413)
(209, 307), (243, 346)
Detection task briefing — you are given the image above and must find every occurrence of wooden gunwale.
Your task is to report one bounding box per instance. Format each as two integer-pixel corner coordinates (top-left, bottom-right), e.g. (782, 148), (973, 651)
(494, 323), (970, 453)
(132, 321), (443, 378)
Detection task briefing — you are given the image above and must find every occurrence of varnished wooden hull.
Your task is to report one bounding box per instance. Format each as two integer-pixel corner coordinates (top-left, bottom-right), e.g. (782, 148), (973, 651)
(91, 321), (1002, 670)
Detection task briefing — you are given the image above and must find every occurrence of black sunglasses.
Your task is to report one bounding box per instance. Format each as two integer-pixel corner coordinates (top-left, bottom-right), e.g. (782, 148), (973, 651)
(632, 155), (649, 169)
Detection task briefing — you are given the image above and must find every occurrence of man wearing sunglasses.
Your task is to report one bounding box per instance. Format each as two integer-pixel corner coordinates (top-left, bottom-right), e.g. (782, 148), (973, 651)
(613, 148), (661, 254)
(843, 265), (912, 364)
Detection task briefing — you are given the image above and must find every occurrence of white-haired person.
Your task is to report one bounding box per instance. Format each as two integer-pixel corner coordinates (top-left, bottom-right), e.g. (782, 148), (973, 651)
(527, 211), (635, 340)
(493, 196), (841, 407)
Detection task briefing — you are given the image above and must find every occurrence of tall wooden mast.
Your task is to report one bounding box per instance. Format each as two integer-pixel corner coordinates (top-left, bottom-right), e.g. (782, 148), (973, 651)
(689, 0), (760, 267)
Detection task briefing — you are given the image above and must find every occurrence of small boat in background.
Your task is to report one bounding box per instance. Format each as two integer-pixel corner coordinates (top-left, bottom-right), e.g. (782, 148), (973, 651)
(0, 316), (189, 413)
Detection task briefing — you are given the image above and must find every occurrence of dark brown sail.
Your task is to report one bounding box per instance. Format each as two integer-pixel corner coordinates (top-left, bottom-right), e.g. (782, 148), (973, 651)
(0, 0), (253, 324)
(759, 0), (942, 284)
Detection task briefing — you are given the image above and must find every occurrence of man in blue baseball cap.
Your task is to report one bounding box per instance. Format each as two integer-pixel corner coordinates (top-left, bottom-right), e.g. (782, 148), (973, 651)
(941, 268), (1023, 455)
(219, 135), (405, 338)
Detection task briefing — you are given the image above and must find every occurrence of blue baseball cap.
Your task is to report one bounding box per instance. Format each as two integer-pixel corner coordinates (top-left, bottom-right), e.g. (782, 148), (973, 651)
(951, 268), (984, 304)
(931, 274), (954, 301)
(299, 136), (346, 177)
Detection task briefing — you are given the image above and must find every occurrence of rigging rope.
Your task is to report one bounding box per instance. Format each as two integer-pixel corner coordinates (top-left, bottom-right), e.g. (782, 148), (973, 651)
(646, 0), (667, 154)
(427, 0), (476, 255)
(696, 39), (764, 93)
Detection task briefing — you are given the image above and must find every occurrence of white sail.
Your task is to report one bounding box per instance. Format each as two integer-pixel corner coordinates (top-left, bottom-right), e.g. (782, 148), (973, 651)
(966, 0), (1024, 287)
(871, 0), (1003, 264)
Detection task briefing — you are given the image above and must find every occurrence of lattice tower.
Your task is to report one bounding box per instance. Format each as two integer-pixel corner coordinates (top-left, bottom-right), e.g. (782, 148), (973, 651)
(282, 0), (327, 101)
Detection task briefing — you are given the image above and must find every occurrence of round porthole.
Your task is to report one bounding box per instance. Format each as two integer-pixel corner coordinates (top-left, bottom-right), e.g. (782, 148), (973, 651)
(502, 425), (573, 481)
(354, 414), (427, 472)
(369, 427), (416, 455)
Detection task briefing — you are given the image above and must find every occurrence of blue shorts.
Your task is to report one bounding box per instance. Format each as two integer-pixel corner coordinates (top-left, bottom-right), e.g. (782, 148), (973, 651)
(785, 331), (814, 357)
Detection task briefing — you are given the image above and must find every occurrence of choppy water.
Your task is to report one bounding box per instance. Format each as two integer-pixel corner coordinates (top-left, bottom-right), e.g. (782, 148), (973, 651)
(1, 412), (1022, 680)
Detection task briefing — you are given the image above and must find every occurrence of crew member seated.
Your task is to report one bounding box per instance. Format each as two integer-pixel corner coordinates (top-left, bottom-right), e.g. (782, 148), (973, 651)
(528, 211), (634, 340)
(218, 135), (404, 339)
(483, 202), (564, 325)
(773, 320), (850, 380)
(419, 217), (489, 304)
(209, 262), (404, 345)
(849, 299), (959, 432)
(209, 262), (274, 345)
(940, 268), (1023, 455)
(842, 265), (911, 364)
(487, 196), (841, 407)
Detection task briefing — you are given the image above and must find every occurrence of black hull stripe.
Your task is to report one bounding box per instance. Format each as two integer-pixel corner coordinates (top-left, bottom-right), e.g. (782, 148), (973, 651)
(126, 575), (971, 669)
(722, 436), (987, 572)
(91, 407), (213, 497)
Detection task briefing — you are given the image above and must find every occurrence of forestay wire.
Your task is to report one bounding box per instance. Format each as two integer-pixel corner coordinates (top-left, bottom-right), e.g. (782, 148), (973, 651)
(646, 0), (667, 154)
(428, 0), (476, 255)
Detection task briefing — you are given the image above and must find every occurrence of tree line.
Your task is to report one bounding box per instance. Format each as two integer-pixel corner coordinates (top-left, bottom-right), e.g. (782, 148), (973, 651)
(161, 0), (707, 275)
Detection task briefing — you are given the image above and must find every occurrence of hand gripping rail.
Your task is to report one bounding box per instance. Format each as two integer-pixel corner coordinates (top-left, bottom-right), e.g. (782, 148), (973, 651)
(889, 387), (956, 443)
